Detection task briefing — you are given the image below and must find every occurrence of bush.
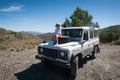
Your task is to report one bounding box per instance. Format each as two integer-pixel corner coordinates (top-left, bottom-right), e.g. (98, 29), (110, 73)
(112, 39), (120, 45)
(0, 38), (5, 43)
(14, 33), (23, 39)
(99, 29), (120, 44)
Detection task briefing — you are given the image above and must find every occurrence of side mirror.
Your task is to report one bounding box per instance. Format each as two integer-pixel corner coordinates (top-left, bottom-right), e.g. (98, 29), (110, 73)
(82, 40), (86, 44)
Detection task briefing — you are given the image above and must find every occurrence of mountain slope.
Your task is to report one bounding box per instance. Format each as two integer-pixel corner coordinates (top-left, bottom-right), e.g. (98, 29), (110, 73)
(102, 25), (120, 30)
(99, 25), (120, 44)
(37, 32), (53, 41)
(0, 28), (42, 51)
(21, 31), (42, 36)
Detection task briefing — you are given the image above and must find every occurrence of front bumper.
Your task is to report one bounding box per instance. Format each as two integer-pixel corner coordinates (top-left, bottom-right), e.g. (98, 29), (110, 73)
(35, 54), (71, 68)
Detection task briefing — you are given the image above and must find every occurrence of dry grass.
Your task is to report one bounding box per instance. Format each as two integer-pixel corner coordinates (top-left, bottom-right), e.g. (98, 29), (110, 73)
(0, 38), (42, 52)
(0, 28), (43, 52)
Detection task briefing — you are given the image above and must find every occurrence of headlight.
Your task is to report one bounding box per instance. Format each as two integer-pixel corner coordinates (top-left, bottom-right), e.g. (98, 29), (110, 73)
(40, 48), (43, 52)
(60, 52), (65, 57)
(38, 47), (43, 54)
(59, 51), (67, 60)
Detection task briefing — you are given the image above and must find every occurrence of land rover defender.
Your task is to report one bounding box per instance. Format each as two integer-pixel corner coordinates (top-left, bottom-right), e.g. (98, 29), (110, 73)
(36, 27), (100, 77)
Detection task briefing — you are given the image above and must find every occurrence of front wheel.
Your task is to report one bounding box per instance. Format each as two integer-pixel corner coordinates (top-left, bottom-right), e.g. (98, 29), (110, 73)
(70, 56), (78, 77)
(91, 46), (97, 59)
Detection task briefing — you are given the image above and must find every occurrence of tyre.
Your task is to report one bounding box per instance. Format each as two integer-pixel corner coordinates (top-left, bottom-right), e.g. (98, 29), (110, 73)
(97, 46), (100, 53)
(70, 56), (78, 77)
(91, 46), (97, 59)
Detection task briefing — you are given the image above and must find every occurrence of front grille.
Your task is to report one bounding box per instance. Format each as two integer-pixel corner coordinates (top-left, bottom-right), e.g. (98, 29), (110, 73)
(43, 48), (59, 59)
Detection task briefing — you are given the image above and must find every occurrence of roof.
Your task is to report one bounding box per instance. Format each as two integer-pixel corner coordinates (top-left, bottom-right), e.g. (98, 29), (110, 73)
(61, 26), (99, 30)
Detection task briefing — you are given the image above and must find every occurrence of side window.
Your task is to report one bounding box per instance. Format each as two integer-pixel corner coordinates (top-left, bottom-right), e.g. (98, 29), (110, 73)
(90, 31), (93, 39)
(94, 30), (98, 37)
(83, 31), (88, 41)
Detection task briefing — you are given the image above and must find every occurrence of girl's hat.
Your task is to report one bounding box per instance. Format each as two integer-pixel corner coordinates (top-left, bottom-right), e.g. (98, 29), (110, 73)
(55, 23), (60, 27)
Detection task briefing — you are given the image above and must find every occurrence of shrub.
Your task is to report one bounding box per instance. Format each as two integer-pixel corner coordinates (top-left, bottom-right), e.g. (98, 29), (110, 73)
(14, 33), (23, 39)
(0, 38), (5, 43)
(99, 29), (120, 44)
(112, 39), (120, 45)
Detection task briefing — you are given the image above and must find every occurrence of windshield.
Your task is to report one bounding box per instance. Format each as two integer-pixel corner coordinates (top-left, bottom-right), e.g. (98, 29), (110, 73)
(62, 29), (83, 41)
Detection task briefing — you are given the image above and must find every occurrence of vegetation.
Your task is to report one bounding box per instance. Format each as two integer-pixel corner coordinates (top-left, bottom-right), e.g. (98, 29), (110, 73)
(99, 25), (120, 45)
(62, 7), (99, 28)
(37, 33), (53, 42)
(0, 28), (42, 51)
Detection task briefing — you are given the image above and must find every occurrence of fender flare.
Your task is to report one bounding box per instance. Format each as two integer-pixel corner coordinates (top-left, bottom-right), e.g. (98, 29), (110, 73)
(70, 53), (82, 64)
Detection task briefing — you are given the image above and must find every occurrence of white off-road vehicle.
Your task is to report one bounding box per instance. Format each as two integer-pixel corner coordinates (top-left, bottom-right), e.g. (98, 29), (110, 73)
(36, 27), (100, 77)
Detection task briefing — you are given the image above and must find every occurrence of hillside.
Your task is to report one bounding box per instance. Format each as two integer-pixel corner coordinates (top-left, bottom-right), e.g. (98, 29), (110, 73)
(37, 32), (53, 41)
(99, 25), (120, 44)
(0, 28), (42, 51)
(103, 25), (120, 30)
(21, 31), (42, 36)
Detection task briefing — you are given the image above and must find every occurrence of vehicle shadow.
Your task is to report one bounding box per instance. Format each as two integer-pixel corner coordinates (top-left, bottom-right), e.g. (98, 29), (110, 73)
(78, 56), (94, 68)
(15, 62), (75, 80)
(15, 57), (93, 80)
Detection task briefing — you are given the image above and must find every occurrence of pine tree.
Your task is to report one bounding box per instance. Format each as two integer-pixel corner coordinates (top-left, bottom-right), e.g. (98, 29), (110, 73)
(62, 7), (99, 28)
(62, 18), (71, 28)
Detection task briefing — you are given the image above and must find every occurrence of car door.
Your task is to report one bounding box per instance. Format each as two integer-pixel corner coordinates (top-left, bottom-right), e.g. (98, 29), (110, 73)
(82, 30), (91, 58)
(89, 30), (95, 52)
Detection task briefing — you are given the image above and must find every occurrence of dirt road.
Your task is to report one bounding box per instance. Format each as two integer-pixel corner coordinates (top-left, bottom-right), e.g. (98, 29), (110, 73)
(0, 44), (120, 80)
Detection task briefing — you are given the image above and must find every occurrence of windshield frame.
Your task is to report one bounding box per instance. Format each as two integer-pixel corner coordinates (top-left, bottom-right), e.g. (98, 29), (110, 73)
(61, 28), (83, 41)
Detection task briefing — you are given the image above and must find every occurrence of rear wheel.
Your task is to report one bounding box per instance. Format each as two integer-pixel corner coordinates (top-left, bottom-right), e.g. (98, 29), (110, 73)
(70, 56), (78, 78)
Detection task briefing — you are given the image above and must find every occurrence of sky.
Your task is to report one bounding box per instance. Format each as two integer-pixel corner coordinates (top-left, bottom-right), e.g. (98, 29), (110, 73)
(0, 0), (120, 33)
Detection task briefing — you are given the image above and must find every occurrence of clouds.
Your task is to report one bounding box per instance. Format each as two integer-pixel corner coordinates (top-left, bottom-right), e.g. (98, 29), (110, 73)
(0, 5), (24, 12)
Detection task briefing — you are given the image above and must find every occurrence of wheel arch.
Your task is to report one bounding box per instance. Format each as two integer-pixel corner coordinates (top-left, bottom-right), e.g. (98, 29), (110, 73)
(70, 53), (83, 63)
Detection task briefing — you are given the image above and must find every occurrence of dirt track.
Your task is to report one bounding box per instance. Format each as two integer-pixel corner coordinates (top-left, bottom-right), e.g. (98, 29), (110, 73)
(0, 44), (120, 80)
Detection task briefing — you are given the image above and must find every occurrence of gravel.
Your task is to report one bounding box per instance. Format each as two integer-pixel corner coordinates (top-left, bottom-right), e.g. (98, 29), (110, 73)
(0, 44), (120, 80)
